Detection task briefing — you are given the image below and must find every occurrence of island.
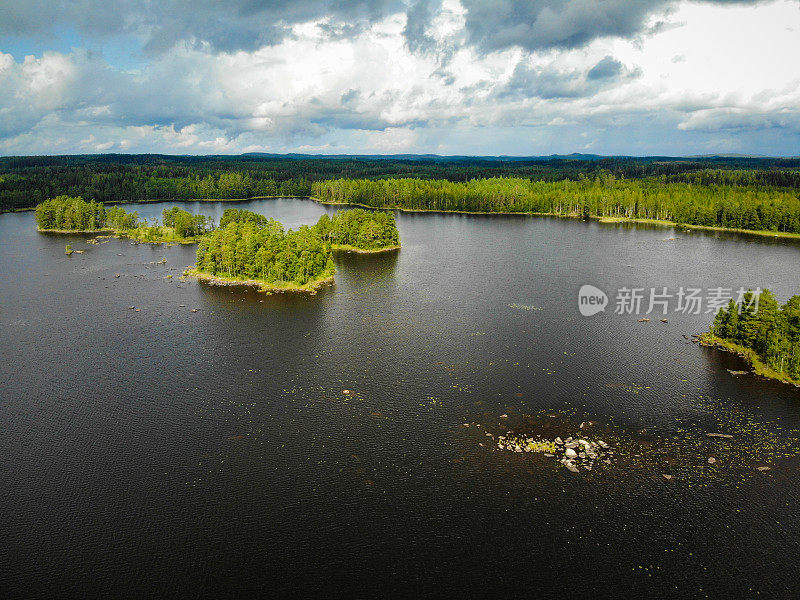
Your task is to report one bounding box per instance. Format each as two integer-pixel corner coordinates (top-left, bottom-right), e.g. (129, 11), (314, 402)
(316, 209), (400, 252)
(36, 201), (401, 293)
(188, 208), (400, 292)
(190, 212), (336, 293)
(702, 289), (800, 387)
(35, 195), (212, 243)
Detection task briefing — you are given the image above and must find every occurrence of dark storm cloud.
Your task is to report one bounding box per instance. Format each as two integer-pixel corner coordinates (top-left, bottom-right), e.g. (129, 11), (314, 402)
(403, 0), (442, 52)
(0, 0), (777, 56)
(458, 0), (775, 53)
(0, 0), (403, 53)
(498, 55), (639, 100)
(586, 55), (623, 80)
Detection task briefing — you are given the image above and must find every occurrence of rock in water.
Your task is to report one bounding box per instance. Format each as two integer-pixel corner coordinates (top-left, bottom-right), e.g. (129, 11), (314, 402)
(565, 448), (577, 458)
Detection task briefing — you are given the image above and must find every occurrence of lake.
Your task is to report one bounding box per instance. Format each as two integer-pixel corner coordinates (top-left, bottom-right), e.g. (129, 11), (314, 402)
(2, 198), (800, 598)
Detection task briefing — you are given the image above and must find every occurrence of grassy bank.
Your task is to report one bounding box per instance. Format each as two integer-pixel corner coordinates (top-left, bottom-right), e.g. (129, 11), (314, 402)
(596, 216), (800, 240)
(38, 227), (115, 234)
(331, 244), (401, 253)
(699, 333), (800, 387)
(39, 225), (201, 244)
(184, 268), (335, 294)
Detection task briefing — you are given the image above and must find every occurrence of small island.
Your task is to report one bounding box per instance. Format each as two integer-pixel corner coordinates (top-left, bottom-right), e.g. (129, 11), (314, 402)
(36, 199), (401, 293)
(36, 195), (213, 243)
(190, 210), (336, 292)
(702, 289), (800, 387)
(316, 209), (400, 253)
(188, 208), (400, 292)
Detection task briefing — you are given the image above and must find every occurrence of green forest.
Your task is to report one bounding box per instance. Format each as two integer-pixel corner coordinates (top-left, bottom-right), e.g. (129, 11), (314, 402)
(4, 153), (800, 213)
(194, 215), (335, 290)
(313, 176), (800, 234)
(193, 208), (400, 289)
(708, 290), (800, 383)
(35, 196), (400, 290)
(35, 195), (133, 231)
(317, 209), (400, 251)
(35, 196), (212, 243)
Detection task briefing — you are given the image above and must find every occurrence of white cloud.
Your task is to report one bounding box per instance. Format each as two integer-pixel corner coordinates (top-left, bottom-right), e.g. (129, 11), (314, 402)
(0, 1), (798, 155)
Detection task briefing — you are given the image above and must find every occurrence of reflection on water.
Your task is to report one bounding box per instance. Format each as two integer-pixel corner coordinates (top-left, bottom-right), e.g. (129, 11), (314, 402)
(2, 199), (800, 598)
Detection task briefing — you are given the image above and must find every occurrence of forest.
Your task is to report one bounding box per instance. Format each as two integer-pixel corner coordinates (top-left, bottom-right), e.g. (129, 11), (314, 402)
(193, 208), (400, 289)
(708, 290), (800, 383)
(194, 216), (335, 290)
(35, 196), (212, 242)
(4, 153), (800, 213)
(312, 176), (800, 234)
(35, 196), (400, 289)
(316, 209), (400, 251)
(35, 195), (133, 231)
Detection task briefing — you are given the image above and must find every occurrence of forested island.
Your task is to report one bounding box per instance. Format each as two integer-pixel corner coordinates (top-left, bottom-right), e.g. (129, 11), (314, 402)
(36, 195), (213, 243)
(704, 290), (800, 386)
(191, 213), (335, 292)
(312, 176), (800, 236)
(318, 209), (400, 252)
(35, 199), (400, 292)
(189, 208), (399, 291)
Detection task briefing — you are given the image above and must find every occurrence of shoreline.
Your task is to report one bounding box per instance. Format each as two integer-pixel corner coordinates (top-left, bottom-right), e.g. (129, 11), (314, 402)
(184, 268), (335, 294)
(313, 199), (800, 239)
(38, 227), (115, 234)
(699, 333), (800, 388)
(595, 216), (800, 240)
(22, 196), (800, 241)
(331, 244), (401, 253)
(39, 227), (200, 245)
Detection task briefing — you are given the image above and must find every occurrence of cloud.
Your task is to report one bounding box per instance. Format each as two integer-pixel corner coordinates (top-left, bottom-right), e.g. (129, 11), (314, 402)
(497, 54), (640, 100)
(0, 0), (798, 156)
(457, 0), (775, 53)
(0, 0), (403, 54)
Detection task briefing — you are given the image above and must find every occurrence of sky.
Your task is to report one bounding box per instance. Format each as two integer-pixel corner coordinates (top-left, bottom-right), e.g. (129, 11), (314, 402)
(0, 0), (798, 157)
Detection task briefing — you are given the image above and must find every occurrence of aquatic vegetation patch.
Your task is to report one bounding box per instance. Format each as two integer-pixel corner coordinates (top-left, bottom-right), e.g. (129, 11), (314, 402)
(508, 303), (541, 311)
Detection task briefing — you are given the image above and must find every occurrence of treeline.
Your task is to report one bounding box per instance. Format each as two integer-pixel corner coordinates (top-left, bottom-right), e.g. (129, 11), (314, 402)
(195, 214), (335, 288)
(710, 290), (800, 381)
(316, 209), (399, 250)
(35, 195), (133, 231)
(4, 153), (800, 212)
(665, 169), (800, 190)
(162, 206), (214, 238)
(194, 208), (399, 287)
(36, 197), (400, 288)
(312, 176), (800, 233)
(35, 196), (212, 242)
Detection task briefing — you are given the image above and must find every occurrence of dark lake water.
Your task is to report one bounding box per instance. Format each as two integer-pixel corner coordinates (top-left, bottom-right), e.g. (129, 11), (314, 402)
(2, 198), (800, 598)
